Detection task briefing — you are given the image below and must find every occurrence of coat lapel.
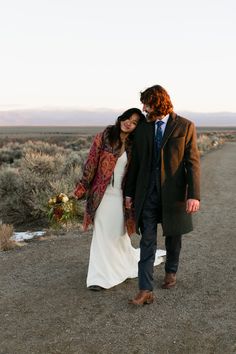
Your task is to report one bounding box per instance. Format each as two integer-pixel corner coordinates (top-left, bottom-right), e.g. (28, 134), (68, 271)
(161, 112), (178, 148)
(147, 121), (155, 152)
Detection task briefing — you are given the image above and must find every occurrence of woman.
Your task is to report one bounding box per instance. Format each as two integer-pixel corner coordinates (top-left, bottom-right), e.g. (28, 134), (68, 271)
(74, 108), (166, 290)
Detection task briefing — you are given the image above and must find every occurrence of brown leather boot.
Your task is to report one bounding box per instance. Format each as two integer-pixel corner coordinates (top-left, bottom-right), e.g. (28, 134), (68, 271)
(161, 272), (177, 289)
(128, 290), (154, 305)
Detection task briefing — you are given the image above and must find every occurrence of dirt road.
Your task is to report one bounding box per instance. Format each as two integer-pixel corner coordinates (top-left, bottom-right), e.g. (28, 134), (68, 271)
(0, 143), (236, 354)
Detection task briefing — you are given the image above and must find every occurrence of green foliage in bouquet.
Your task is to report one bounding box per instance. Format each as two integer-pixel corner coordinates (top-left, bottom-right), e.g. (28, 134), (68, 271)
(47, 193), (79, 225)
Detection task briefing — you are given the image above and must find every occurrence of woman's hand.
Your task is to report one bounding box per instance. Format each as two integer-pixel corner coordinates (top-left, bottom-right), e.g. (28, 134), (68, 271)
(125, 197), (133, 209)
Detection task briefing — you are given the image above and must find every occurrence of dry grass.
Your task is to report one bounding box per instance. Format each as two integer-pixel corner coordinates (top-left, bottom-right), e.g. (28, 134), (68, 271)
(0, 224), (20, 251)
(197, 134), (225, 156)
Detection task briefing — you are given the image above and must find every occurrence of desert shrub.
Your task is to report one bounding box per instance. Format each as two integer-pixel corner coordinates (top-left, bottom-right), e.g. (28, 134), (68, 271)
(64, 137), (91, 150)
(22, 151), (65, 176)
(197, 134), (212, 155)
(2, 132), (226, 228)
(0, 142), (22, 165)
(197, 134), (225, 156)
(78, 149), (89, 164)
(209, 135), (224, 148)
(0, 223), (18, 251)
(0, 145), (84, 226)
(0, 168), (26, 224)
(86, 135), (94, 144)
(22, 140), (67, 155)
(0, 140), (69, 167)
(62, 151), (86, 175)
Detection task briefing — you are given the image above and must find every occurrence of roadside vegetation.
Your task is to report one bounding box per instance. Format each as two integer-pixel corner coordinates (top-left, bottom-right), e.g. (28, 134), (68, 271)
(0, 223), (21, 251)
(0, 127), (235, 232)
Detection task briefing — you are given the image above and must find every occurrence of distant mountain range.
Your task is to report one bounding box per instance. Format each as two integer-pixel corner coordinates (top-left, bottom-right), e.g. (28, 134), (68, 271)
(0, 109), (236, 127)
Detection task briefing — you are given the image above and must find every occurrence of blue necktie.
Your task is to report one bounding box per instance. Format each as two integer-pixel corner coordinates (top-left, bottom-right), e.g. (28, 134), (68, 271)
(155, 120), (164, 150)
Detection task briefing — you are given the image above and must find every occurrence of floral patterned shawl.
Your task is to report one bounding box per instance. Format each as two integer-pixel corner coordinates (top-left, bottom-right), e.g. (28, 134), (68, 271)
(74, 126), (135, 235)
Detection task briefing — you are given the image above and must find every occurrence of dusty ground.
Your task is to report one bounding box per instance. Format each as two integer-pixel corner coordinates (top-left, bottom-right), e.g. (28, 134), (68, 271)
(0, 143), (236, 354)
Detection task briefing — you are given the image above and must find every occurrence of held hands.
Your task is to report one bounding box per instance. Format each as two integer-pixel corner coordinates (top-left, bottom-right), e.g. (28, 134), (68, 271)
(125, 197), (133, 209)
(186, 199), (200, 214)
(126, 197), (199, 213)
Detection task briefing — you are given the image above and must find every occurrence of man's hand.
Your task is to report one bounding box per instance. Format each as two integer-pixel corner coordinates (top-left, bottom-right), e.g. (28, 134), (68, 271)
(125, 197), (133, 209)
(186, 199), (200, 214)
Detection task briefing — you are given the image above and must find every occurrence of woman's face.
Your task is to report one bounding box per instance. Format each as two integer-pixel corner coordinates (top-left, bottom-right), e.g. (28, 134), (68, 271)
(120, 113), (140, 134)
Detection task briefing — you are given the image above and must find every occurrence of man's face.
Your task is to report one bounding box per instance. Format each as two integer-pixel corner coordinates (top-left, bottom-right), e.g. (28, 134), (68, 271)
(142, 103), (154, 118)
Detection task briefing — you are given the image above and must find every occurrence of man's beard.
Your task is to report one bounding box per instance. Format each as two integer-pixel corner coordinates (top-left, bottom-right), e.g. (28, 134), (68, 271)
(145, 111), (158, 122)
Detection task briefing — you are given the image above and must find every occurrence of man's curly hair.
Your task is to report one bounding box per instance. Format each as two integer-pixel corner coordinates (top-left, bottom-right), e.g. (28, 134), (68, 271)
(140, 85), (173, 118)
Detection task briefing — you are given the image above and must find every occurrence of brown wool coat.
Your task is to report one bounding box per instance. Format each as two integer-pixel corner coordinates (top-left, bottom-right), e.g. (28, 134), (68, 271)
(124, 112), (201, 236)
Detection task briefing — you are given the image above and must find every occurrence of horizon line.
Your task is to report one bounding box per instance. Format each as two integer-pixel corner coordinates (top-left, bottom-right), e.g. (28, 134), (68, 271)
(0, 107), (236, 115)
(1, 124), (236, 128)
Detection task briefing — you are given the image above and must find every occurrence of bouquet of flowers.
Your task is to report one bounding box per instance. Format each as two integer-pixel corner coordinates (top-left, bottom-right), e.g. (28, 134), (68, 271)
(47, 193), (77, 224)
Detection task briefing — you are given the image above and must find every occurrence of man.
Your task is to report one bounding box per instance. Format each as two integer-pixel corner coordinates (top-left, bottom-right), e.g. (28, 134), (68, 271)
(125, 85), (200, 305)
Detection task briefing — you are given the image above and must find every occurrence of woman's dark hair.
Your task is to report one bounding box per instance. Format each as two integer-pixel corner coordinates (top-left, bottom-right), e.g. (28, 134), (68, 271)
(140, 85), (173, 118)
(108, 108), (145, 147)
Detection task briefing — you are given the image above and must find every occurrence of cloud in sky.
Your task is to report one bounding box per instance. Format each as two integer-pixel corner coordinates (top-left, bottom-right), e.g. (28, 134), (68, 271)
(0, 0), (235, 112)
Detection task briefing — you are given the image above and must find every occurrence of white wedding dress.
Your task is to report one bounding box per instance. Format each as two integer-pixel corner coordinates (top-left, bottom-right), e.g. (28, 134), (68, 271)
(86, 151), (166, 289)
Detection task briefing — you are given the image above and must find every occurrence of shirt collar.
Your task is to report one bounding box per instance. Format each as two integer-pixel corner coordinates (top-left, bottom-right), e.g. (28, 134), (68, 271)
(155, 114), (169, 126)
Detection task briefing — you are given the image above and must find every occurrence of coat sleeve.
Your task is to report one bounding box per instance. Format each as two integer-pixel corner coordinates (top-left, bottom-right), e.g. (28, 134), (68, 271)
(184, 122), (201, 200)
(124, 134), (140, 199)
(74, 132), (103, 199)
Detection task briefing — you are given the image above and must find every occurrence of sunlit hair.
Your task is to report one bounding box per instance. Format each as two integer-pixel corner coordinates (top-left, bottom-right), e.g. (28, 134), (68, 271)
(108, 108), (145, 147)
(140, 85), (173, 119)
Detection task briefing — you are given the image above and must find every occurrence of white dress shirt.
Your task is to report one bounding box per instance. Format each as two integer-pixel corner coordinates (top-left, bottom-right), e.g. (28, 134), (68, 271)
(155, 114), (169, 136)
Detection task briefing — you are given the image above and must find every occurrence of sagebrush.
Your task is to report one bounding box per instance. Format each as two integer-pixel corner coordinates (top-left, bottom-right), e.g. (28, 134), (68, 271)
(0, 140), (87, 226)
(0, 224), (17, 251)
(0, 133), (226, 227)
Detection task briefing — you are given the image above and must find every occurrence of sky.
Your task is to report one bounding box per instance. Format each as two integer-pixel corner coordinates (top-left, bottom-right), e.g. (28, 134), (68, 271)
(0, 0), (235, 113)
